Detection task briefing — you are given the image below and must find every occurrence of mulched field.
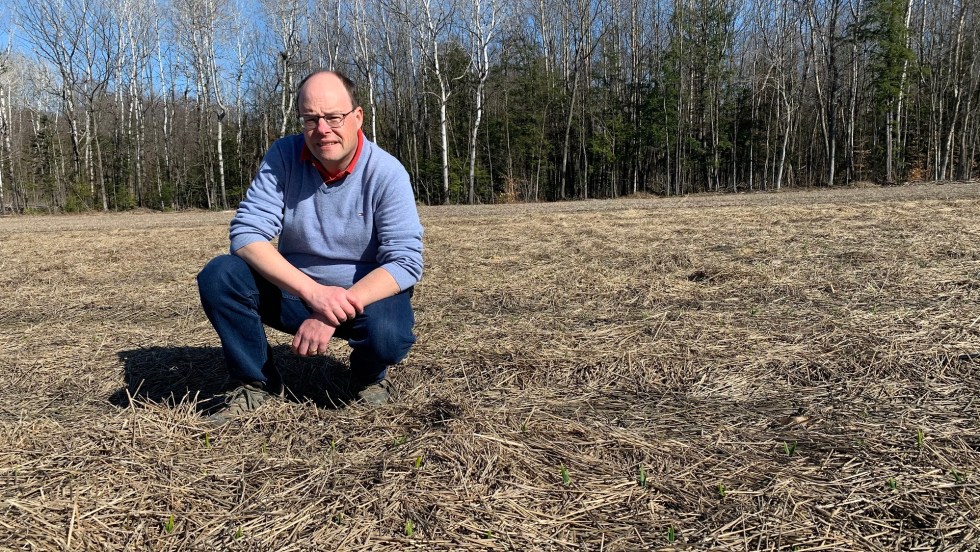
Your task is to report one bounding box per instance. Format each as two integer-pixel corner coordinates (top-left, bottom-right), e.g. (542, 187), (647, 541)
(1, 181), (978, 550)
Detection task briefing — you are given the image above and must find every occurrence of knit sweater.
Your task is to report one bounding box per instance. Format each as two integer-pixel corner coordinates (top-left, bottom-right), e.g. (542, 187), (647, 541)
(229, 134), (423, 291)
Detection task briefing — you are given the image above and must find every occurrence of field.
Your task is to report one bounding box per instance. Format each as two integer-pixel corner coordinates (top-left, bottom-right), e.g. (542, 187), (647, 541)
(1, 182), (979, 550)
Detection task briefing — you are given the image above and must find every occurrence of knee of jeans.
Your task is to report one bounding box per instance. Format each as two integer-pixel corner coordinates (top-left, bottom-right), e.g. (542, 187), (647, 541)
(197, 255), (244, 300)
(366, 325), (415, 366)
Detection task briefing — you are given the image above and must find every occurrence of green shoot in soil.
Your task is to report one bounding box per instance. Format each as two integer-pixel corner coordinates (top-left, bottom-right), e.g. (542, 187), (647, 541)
(784, 441), (797, 456)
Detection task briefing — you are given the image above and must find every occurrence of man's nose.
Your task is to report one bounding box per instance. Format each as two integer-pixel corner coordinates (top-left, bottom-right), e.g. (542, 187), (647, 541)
(316, 118), (334, 133)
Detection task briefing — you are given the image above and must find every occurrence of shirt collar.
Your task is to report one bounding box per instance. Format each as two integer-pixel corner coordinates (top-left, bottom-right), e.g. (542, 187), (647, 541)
(300, 129), (365, 184)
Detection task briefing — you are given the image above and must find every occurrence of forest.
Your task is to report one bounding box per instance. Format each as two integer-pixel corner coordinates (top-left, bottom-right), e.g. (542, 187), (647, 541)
(0, 0), (977, 211)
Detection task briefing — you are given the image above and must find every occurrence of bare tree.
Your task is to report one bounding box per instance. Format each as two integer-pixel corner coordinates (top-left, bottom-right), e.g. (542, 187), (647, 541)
(465, 0), (499, 203)
(377, 0), (425, 198)
(172, 0), (241, 209)
(802, 0), (846, 187)
(112, 0), (155, 206)
(757, 0), (800, 190)
(0, 44), (12, 213)
(262, 0), (306, 138)
(558, 0), (602, 199)
(351, 0), (380, 142)
(232, 0), (256, 203)
(416, 0), (465, 204)
(18, 0), (91, 206)
(309, 0), (343, 71)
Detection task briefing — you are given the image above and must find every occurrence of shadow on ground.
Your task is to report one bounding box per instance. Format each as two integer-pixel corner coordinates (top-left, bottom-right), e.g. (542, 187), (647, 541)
(109, 345), (354, 411)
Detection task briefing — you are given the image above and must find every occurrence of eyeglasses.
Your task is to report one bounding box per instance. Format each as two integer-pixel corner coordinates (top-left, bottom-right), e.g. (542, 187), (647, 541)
(297, 107), (357, 130)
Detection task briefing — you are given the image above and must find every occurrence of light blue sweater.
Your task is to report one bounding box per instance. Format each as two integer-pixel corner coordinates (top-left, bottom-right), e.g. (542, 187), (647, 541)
(229, 134), (423, 291)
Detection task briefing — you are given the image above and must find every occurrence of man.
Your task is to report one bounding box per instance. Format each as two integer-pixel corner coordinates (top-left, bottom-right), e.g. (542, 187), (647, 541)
(197, 70), (423, 426)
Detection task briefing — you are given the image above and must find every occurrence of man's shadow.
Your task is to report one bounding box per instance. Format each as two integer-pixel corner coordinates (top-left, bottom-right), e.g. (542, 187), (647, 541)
(109, 345), (355, 411)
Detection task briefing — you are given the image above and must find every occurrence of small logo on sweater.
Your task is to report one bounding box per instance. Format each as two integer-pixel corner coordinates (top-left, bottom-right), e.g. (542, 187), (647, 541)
(357, 212), (364, 217)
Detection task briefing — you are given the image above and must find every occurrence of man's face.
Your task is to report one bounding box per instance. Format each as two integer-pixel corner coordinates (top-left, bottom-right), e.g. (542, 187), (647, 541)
(297, 73), (363, 173)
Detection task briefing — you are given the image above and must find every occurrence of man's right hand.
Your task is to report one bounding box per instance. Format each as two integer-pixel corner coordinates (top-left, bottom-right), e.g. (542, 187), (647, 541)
(304, 284), (364, 326)
(236, 241), (364, 326)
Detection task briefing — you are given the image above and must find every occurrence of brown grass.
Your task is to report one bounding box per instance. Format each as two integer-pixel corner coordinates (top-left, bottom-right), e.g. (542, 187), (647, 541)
(1, 181), (979, 550)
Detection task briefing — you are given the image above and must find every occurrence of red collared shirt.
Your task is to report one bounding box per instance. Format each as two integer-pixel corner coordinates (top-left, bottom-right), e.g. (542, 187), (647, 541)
(300, 129), (365, 184)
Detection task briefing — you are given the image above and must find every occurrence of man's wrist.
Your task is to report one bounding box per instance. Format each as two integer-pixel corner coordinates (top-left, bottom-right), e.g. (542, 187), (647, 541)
(297, 280), (321, 305)
(310, 311), (339, 327)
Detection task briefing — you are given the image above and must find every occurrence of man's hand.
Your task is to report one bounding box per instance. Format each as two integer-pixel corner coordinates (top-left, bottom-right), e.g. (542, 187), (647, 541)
(293, 312), (337, 356)
(304, 284), (364, 326)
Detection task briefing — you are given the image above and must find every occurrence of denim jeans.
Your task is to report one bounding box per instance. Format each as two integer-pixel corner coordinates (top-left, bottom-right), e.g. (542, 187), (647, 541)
(197, 254), (416, 389)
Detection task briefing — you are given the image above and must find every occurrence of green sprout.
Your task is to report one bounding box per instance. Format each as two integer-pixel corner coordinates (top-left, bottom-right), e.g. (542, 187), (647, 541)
(405, 519), (415, 537)
(393, 435), (408, 447)
(414, 455), (424, 469)
(667, 526), (676, 543)
(520, 410), (534, 434)
(560, 463), (571, 486)
(952, 470), (965, 484)
(717, 484), (727, 498)
(784, 441), (797, 456)
(916, 428), (925, 450)
(330, 439), (338, 452)
(886, 477), (898, 490)
(637, 465), (648, 488)
(163, 515), (175, 534)
(234, 526), (243, 540)
(204, 433), (211, 449)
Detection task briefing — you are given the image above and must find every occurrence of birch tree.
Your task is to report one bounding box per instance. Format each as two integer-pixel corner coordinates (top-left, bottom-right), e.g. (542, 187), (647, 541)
(173, 0), (237, 208)
(262, 0), (307, 138)
(416, 0), (463, 204)
(465, 0), (499, 203)
(351, 0), (380, 142)
(756, 0), (798, 190)
(0, 48), (10, 214)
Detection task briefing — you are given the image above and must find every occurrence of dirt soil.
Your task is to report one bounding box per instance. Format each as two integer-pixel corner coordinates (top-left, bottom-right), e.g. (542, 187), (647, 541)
(1, 181), (979, 550)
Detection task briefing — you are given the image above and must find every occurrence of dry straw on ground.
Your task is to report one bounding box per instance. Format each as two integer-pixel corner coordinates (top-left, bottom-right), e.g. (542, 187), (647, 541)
(1, 182), (979, 550)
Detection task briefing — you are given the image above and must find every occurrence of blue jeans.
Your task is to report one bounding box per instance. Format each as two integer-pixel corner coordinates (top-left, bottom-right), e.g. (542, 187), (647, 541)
(197, 255), (416, 390)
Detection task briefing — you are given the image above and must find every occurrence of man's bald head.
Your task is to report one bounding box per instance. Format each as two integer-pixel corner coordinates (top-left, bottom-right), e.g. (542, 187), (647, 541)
(296, 70), (359, 115)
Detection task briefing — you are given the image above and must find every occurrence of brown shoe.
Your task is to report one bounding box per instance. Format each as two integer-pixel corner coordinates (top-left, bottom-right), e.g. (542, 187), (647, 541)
(207, 382), (281, 427)
(356, 379), (393, 405)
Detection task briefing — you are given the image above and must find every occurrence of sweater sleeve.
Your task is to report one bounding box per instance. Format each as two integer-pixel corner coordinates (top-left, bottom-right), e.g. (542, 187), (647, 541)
(229, 140), (290, 253)
(373, 165), (424, 291)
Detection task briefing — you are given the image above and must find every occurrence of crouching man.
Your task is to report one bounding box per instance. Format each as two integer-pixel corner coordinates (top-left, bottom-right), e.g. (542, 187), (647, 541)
(197, 70), (423, 426)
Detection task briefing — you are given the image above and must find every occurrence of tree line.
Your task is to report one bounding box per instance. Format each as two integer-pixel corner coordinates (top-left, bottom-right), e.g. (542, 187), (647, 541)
(0, 0), (977, 212)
